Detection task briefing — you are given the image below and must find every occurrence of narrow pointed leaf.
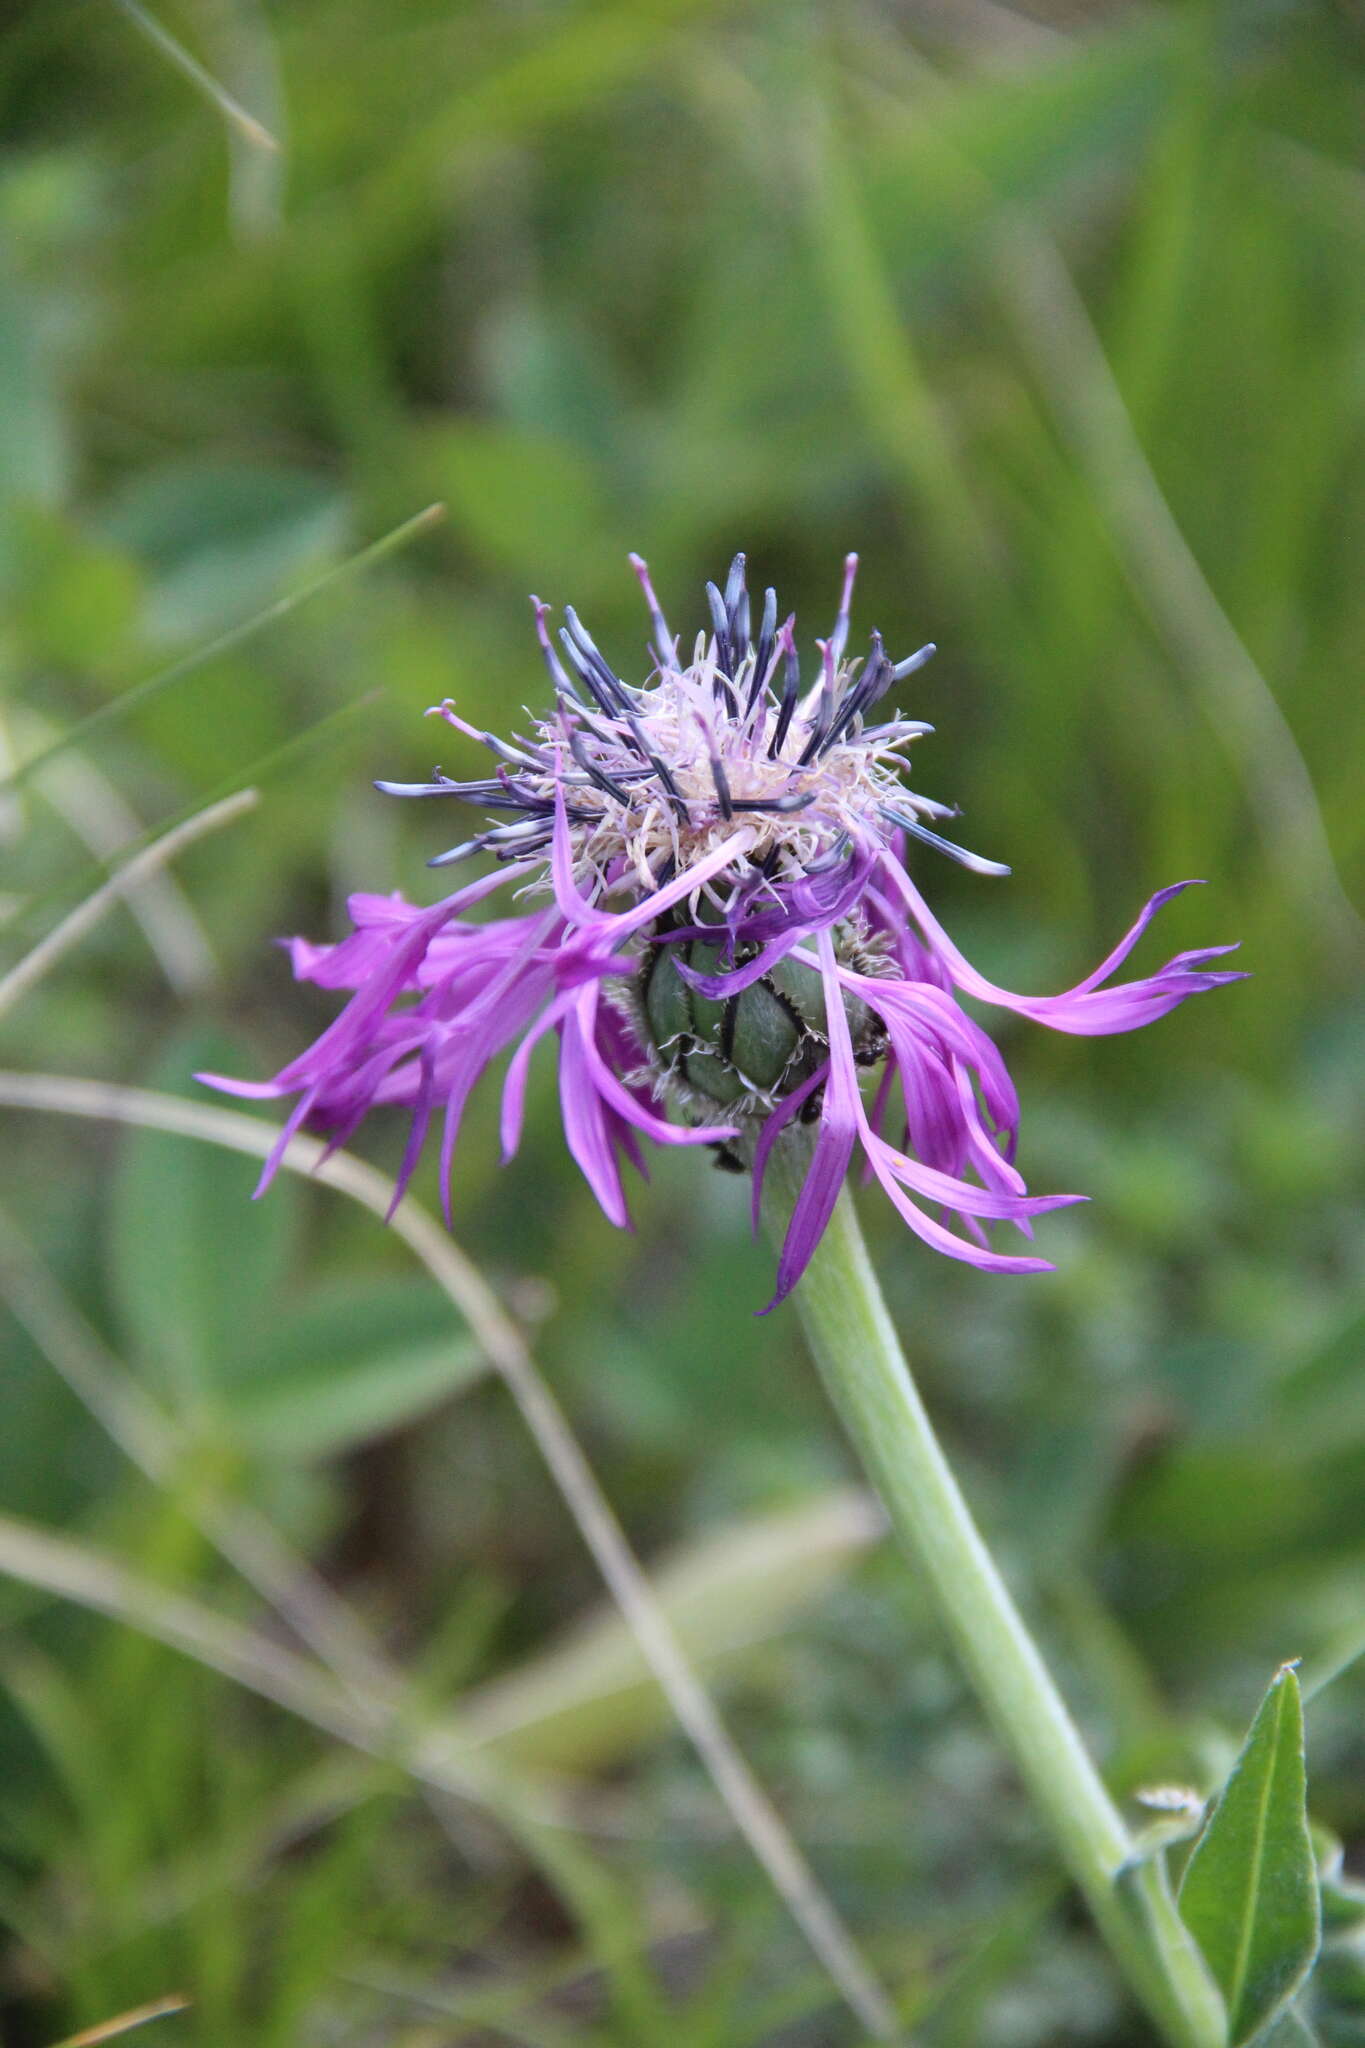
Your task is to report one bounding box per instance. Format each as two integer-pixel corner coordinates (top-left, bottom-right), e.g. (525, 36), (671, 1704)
(1178, 1664), (1320, 2045)
(226, 1277), (485, 1459)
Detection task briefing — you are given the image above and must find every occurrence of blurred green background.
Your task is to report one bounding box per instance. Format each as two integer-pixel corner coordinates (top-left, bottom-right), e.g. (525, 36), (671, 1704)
(2, 0), (1363, 2041)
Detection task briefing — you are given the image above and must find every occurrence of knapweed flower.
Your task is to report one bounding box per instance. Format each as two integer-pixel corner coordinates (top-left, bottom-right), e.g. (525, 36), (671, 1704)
(204, 554), (1243, 1307)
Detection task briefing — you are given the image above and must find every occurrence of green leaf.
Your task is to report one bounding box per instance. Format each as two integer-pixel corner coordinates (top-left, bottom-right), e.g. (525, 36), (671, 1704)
(107, 1030), (299, 1412)
(5, 505), (142, 675)
(423, 420), (613, 585)
(1273, 1300), (1365, 1459)
(0, 256), (70, 513)
(1178, 1664), (1321, 2045)
(99, 460), (349, 643)
(464, 1491), (882, 1774)
(224, 1277), (485, 1460)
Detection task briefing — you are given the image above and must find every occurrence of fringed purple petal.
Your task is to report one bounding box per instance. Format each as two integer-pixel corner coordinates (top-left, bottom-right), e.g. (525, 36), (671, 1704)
(592, 828), (757, 947)
(208, 553), (1243, 1299)
(860, 1123), (1079, 1222)
(558, 995), (630, 1227)
(593, 998), (656, 1119)
(856, 1126), (1063, 1274)
(882, 856), (1246, 1037)
(579, 1032), (739, 1149)
(747, 935), (1081, 1287)
(762, 930), (859, 1312)
(549, 775), (610, 931)
(751, 1062), (828, 1236)
(251, 1084), (321, 1196)
(670, 929), (805, 1000)
(499, 989), (576, 1162)
(864, 879), (952, 990)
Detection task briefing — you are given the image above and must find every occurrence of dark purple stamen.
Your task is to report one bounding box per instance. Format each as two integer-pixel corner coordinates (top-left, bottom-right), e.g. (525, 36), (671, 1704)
(620, 710), (688, 813)
(629, 553), (675, 668)
(795, 707), (830, 769)
(560, 608), (637, 718)
(531, 597), (577, 699)
(381, 771), (561, 820)
(731, 793), (816, 814)
(892, 643), (937, 684)
(564, 606), (632, 700)
(817, 632), (895, 755)
(558, 631), (621, 719)
(883, 807), (1011, 877)
(565, 722), (633, 808)
(768, 624), (801, 758)
(430, 817), (555, 867)
(724, 552), (750, 661)
(829, 553), (858, 669)
(374, 775), (460, 798)
(480, 729), (549, 769)
(705, 581), (733, 679)
(807, 832), (853, 874)
(747, 586), (778, 716)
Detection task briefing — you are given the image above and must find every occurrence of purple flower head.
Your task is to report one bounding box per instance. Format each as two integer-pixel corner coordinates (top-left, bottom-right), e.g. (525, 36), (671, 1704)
(202, 553), (1244, 1308)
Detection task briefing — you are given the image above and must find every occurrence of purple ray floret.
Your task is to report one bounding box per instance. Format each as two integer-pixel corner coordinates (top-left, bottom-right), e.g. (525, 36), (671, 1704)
(201, 553), (1244, 1306)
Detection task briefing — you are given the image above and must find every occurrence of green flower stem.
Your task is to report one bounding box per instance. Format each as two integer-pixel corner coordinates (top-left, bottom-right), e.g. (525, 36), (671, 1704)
(766, 1146), (1226, 2048)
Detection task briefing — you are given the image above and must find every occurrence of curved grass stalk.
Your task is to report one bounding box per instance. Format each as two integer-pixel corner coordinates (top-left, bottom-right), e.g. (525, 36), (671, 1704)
(1, 504), (444, 797)
(111, 0), (278, 150)
(0, 1200), (396, 1704)
(4, 711), (217, 995)
(0, 791), (258, 1025)
(49, 1991), (191, 2047)
(0, 1504), (667, 2037)
(985, 219), (1359, 953)
(803, 71), (1355, 950)
(0, 1071), (898, 2039)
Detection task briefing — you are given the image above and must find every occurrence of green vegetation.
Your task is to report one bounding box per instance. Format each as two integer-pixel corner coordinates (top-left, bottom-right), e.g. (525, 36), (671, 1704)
(1, 0), (1362, 2040)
